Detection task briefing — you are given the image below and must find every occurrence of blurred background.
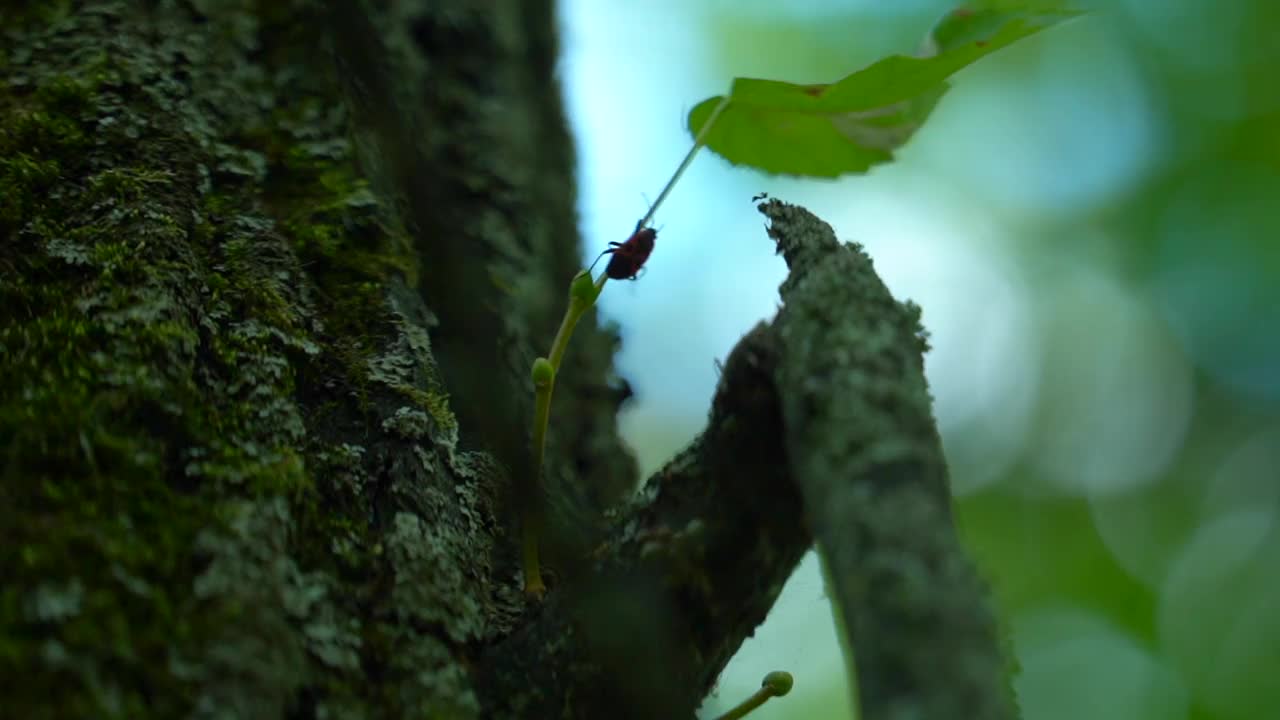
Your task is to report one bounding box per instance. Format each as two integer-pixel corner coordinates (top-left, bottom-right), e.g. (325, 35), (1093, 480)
(558, 0), (1279, 718)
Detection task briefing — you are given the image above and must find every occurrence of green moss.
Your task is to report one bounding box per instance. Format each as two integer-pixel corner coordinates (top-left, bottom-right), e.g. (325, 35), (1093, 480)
(2, 4), (499, 716)
(393, 385), (459, 437)
(0, 0), (74, 29)
(87, 167), (176, 202)
(1, 313), (209, 718)
(0, 153), (62, 234)
(0, 9), (330, 716)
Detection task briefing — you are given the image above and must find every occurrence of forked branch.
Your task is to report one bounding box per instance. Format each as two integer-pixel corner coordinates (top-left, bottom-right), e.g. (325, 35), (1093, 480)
(480, 201), (1015, 720)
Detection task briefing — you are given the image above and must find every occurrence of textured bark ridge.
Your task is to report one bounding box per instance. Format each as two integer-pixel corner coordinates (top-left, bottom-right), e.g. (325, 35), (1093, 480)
(763, 201), (1019, 720)
(1, 2), (1013, 719)
(476, 325), (808, 719)
(1, 1), (629, 717)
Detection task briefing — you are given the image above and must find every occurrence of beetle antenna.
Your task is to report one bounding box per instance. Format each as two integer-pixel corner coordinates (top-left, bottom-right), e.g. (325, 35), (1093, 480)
(587, 248), (611, 274)
(588, 237), (626, 272)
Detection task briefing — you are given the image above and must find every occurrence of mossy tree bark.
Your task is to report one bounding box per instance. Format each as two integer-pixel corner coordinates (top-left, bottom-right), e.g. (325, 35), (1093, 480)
(1, 2), (1015, 720)
(3, 1), (631, 716)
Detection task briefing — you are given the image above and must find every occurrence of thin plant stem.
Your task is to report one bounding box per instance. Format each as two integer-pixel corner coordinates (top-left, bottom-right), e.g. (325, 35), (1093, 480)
(635, 94), (731, 231)
(524, 375), (553, 597)
(549, 273), (608, 369)
(523, 272), (608, 597)
(714, 672), (793, 720)
(523, 93), (730, 597)
(714, 689), (771, 720)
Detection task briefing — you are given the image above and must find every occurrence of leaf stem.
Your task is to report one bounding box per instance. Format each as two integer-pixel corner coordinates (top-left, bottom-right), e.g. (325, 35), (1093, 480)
(635, 94), (731, 231)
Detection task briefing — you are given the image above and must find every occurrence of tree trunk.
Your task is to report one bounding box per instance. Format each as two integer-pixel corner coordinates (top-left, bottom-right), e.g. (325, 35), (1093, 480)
(1, 2), (1016, 719)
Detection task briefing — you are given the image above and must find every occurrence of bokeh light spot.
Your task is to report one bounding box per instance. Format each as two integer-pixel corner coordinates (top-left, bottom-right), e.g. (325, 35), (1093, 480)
(1028, 265), (1193, 496)
(1013, 606), (1189, 720)
(1159, 510), (1280, 718)
(1153, 163), (1280, 400)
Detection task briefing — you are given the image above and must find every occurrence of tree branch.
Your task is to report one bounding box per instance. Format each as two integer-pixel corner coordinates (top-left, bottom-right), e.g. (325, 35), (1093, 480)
(476, 324), (809, 719)
(762, 200), (1017, 720)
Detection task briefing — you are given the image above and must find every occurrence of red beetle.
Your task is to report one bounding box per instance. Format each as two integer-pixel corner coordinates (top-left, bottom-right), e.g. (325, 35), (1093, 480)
(590, 224), (656, 280)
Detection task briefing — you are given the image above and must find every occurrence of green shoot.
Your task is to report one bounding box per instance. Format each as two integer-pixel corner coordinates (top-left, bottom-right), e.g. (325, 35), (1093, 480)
(523, 270), (606, 598)
(714, 671), (794, 720)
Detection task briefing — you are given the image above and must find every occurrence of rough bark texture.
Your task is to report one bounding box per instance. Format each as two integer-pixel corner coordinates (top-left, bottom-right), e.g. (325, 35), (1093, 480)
(1, 2), (1015, 720)
(764, 201), (1019, 720)
(476, 325), (807, 719)
(1, 1), (630, 717)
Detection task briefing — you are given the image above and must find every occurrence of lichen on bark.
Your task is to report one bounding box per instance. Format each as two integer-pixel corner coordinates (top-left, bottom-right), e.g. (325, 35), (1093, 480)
(0, 1), (601, 717)
(762, 200), (1018, 720)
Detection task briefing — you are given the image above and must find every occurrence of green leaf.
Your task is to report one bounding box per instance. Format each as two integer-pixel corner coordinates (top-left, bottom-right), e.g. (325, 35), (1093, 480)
(687, 4), (1083, 177)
